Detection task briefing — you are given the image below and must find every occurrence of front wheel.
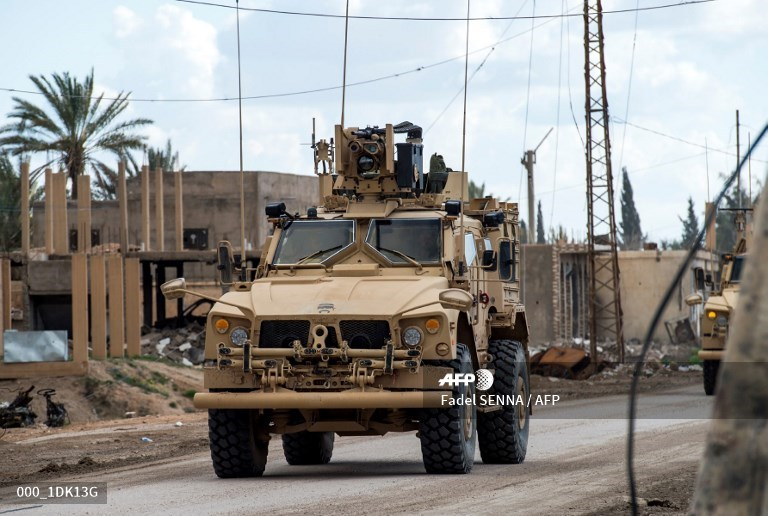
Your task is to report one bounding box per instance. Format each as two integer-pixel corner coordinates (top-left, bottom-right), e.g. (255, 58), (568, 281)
(703, 359), (719, 396)
(208, 409), (269, 478)
(282, 431), (335, 465)
(477, 339), (530, 464)
(419, 343), (476, 474)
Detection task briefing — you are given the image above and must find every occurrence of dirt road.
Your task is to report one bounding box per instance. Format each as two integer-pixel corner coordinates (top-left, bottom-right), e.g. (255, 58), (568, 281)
(0, 384), (712, 515)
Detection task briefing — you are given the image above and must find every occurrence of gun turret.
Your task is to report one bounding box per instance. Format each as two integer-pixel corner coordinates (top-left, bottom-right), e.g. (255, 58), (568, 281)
(333, 122), (424, 196)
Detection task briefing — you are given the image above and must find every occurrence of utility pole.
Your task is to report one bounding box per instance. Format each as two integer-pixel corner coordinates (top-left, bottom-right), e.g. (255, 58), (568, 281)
(736, 109), (741, 207)
(583, 0), (624, 363)
(521, 128), (553, 244)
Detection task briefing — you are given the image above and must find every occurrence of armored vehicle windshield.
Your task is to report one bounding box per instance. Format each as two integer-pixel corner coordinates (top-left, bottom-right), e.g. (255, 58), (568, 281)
(365, 218), (442, 264)
(729, 255), (745, 283)
(273, 219), (354, 264)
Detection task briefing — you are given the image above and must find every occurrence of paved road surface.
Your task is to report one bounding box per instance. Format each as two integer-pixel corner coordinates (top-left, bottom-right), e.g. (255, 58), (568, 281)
(4, 385), (713, 515)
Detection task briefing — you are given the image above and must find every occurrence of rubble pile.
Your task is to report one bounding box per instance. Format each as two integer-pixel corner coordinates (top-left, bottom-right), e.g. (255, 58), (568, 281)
(140, 323), (206, 366)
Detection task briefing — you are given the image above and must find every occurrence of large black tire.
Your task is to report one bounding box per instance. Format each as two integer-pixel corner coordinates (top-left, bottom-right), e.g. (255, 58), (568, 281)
(478, 339), (530, 464)
(208, 409), (269, 478)
(419, 343), (477, 474)
(703, 359), (719, 396)
(282, 431), (335, 465)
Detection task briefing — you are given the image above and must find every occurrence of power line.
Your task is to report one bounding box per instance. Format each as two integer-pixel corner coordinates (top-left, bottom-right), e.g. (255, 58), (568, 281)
(617, 0), (641, 173)
(0, 16), (563, 106)
(424, 1), (533, 135)
(613, 117), (768, 163)
(518, 0), (537, 204)
(175, 0), (716, 21)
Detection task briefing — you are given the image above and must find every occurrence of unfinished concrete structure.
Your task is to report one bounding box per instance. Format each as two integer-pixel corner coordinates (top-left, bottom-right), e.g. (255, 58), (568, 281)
(1, 168), (318, 378)
(522, 243), (717, 346)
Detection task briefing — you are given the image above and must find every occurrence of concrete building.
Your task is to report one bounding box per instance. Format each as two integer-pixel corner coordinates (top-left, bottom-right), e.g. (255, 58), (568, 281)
(522, 244), (717, 345)
(30, 170), (320, 254)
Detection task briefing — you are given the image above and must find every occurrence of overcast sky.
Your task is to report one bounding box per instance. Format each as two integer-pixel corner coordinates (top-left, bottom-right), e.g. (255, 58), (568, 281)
(2, 0), (767, 242)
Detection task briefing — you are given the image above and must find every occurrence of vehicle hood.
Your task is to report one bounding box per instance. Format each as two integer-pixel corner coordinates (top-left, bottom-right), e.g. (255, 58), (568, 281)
(248, 275), (452, 318)
(705, 288), (739, 313)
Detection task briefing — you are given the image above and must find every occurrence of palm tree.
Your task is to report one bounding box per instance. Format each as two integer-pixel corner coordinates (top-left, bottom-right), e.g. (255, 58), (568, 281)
(0, 69), (152, 199)
(0, 153), (44, 251)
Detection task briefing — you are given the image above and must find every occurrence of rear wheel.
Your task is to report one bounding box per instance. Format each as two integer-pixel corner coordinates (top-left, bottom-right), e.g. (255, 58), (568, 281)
(282, 431), (335, 465)
(208, 409), (269, 478)
(419, 343), (476, 474)
(703, 359), (719, 396)
(478, 339), (529, 464)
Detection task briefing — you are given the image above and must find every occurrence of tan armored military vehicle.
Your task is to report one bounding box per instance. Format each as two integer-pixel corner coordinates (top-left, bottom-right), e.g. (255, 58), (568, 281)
(162, 122), (531, 476)
(687, 210), (749, 395)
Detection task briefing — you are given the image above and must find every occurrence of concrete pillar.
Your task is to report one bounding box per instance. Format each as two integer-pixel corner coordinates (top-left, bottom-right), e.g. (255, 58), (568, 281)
(52, 171), (68, 254)
(20, 162), (30, 254)
(175, 170), (183, 251)
(71, 254), (89, 364)
(0, 259), (10, 355)
(141, 165), (150, 251)
(155, 166), (164, 251)
(705, 201), (716, 251)
(90, 255), (107, 359)
(118, 161), (129, 254)
(44, 168), (54, 255)
(107, 254), (125, 358)
(77, 175), (91, 253)
(125, 258), (141, 357)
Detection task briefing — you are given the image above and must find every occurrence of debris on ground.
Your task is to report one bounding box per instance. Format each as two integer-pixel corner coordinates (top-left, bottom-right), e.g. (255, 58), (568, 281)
(141, 322), (206, 365)
(529, 338), (701, 380)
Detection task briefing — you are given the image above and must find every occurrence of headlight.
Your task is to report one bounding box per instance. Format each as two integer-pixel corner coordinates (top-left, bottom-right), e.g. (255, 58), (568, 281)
(214, 318), (230, 334)
(402, 326), (423, 347)
(230, 327), (249, 347)
(715, 315), (728, 327)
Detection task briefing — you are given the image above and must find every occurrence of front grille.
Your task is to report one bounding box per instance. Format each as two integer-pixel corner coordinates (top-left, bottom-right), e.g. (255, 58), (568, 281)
(259, 320), (310, 348)
(340, 320), (391, 350)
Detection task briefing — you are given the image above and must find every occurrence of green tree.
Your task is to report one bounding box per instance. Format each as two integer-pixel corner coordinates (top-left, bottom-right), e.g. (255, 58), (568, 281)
(0, 69), (152, 200)
(536, 200), (545, 244)
(146, 139), (186, 173)
(468, 179), (485, 199)
(519, 220), (528, 244)
(679, 196), (700, 249)
(619, 167), (645, 250)
(0, 154), (43, 251)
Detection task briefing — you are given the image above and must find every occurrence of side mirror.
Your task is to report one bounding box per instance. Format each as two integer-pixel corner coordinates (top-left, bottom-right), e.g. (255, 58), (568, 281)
(481, 249), (497, 270)
(694, 267), (705, 291)
(439, 289), (474, 311)
(161, 278), (187, 300)
(217, 241), (234, 284)
(685, 293), (703, 306)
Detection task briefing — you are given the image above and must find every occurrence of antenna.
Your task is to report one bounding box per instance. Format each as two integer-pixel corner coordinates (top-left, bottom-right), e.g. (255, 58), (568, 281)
(459, 0), (471, 277)
(340, 0), (350, 128)
(236, 0), (246, 257)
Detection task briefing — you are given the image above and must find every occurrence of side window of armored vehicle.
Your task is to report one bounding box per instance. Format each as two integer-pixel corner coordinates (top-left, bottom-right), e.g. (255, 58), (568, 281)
(273, 220), (355, 264)
(730, 255), (745, 283)
(366, 219), (441, 264)
(464, 233), (478, 267)
(499, 240), (516, 282)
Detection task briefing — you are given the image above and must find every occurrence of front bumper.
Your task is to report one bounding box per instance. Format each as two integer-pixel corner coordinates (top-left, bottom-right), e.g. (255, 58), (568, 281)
(698, 350), (724, 361)
(193, 387), (446, 409)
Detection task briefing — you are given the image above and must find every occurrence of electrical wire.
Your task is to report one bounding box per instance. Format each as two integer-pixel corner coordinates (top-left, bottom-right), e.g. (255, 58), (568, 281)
(424, 1), (532, 135)
(0, 16), (566, 106)
(549, 0), (567, 231)
(174, 0), (716, 21)
(565, 0), (585, 149)
(626, 120), (768, 515)
(614, 117), (768, 163)
(617, 0), (641, 174)
(518, 0), (537, 204)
